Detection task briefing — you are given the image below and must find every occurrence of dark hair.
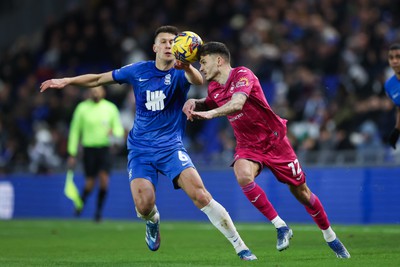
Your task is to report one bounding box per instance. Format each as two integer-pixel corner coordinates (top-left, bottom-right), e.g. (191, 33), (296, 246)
(199, 41), (231, 62)
(389, 43), (400, 51)
(154, 25), (179, 40)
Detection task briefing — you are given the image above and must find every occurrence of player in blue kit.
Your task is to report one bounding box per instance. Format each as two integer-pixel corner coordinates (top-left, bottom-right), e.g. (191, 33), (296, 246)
(40, 25), (256, 261)
(385, 43), (400, 149)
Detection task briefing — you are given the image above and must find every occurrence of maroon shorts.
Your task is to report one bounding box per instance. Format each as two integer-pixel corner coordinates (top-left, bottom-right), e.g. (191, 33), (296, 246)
(233, 136), (305, 186)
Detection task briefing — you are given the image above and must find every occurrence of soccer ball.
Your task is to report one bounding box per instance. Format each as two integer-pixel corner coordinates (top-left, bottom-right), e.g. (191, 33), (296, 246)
(172, 31), (203, 63)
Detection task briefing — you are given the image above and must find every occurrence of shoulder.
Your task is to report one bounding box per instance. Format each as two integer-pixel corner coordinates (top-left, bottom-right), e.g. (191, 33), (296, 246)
(118, 61), (150, 71)
(231, 67), (255, 80)
(78, 100), (91, 108)
(231, 67), (256, 86)
(74, 100), (89, 113)
(102, 99), (118, 108)
(233, 66), (253, 74)
(385, 74), (400, 87)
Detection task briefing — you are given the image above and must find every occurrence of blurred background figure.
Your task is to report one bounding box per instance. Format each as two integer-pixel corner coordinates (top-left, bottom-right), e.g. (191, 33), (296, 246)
(385, 43), (400, 150)
(67, 86), (124, 222)
(28, 122), (61, 174)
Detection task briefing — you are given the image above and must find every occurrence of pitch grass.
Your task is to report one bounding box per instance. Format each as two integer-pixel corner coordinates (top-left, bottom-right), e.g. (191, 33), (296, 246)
(1, 220), (399, 267)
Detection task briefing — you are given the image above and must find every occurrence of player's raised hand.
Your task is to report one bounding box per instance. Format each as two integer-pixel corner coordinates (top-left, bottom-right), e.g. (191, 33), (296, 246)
(40, 78), (70, 92)
(174, 60), (190, 70)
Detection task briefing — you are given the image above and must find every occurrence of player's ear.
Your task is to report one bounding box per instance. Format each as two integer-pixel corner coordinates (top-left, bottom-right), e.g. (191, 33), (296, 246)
(217, 56), (223, 67)
(153, 44), (158, 53)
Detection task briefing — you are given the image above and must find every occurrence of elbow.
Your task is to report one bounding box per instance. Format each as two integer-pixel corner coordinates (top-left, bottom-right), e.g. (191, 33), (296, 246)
(232, 102), (244, 112)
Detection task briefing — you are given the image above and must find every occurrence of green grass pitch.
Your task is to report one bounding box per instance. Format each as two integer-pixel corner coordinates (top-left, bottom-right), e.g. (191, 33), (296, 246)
(1, 220), (399, 266)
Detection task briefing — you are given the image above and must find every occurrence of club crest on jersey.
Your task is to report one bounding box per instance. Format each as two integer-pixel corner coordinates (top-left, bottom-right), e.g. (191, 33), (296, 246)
(164, 74), (171, 85)
(236, 77), (249, 88)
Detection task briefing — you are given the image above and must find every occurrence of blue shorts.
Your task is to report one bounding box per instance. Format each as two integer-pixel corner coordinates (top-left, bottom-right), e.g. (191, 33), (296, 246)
(127, 147), (195, 189)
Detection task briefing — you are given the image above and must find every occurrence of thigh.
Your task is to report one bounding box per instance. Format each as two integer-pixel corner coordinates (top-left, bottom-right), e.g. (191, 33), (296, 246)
(83, 147), (98, 177)
(130, 178), (156, 212)
(177, 167), (206, 193)
(97, 147), (112, 173)
(233, 158), (260, 186)
(176, 167), (211, 208)
(127, 150), (158, 187)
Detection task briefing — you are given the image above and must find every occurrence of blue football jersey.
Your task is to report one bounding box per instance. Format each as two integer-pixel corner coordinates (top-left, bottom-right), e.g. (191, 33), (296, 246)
(112, 61), (191, 151)
(385, 74), (400, 106)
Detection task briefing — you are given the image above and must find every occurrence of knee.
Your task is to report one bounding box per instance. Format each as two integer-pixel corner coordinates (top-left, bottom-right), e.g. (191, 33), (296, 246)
(235, 170), (254, 186)
(133, 192), (155, 216)
(192, 189), (212, 208)
(135, 201), (155, 217)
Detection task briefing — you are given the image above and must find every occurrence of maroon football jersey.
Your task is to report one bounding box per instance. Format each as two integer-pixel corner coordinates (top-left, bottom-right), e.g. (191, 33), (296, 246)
(204, 67), (287, 150)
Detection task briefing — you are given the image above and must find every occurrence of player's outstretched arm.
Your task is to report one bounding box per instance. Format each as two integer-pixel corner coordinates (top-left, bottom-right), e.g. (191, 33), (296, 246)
(191, 93), (247, 120)
(40, 71), (115, 92)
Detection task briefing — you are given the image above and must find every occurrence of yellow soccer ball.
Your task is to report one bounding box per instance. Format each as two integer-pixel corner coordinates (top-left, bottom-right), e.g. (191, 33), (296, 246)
(172, 31), (203, 63)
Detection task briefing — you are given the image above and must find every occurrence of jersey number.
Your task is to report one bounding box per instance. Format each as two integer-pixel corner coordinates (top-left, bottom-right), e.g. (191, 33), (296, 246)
(288, 159), (302, 177)
(178, 150), (190, 166)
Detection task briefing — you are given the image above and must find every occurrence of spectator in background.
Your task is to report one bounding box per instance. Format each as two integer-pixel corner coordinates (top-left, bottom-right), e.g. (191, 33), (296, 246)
(385, 43), (400, 149)
(28, 122), (61, 174)
(67, 86), (124, 222)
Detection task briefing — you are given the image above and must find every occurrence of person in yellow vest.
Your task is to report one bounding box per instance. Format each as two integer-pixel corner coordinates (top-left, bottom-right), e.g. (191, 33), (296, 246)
(68, 86), (124, 222)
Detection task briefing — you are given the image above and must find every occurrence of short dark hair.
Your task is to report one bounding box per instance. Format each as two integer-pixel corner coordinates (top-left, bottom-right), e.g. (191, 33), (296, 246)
(199, 41), (231, 62)
(389, 43), (400, 51)
(154, 25), (179, 40)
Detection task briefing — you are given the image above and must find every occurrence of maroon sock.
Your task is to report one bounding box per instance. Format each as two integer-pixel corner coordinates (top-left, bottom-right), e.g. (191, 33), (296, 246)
(241, 181), (278, 221)
(305, 193), (330, 230)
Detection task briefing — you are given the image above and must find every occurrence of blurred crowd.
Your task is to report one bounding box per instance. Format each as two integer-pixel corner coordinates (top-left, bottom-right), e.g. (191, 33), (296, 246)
(1, 0), (400, 174)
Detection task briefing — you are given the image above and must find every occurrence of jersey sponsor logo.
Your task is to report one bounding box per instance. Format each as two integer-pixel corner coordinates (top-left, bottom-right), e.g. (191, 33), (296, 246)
(145, 90), (166, 111)
(138, 78), (149, 82)
(251, 194), (261, 203)
(228, 113), (243, 122)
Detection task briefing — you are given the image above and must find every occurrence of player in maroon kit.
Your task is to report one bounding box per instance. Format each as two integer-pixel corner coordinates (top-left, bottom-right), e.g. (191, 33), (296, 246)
(183, 41), (350, 258)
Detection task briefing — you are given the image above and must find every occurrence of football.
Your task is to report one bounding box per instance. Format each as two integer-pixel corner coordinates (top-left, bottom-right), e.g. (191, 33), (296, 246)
(172, 31), (203, 63)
